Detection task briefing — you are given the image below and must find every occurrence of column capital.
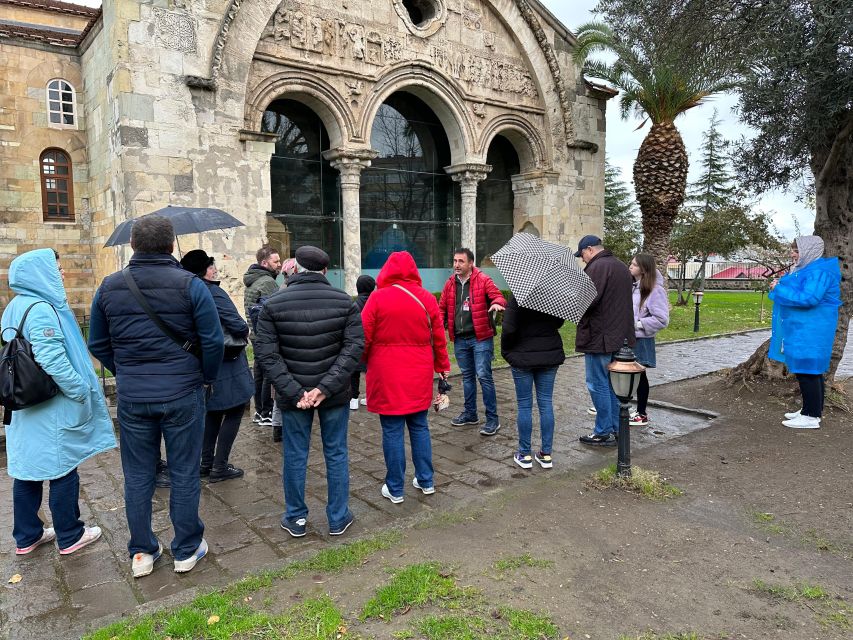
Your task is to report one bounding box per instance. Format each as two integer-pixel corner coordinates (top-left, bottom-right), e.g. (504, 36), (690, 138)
(444, 163), (492, 187)
(323, 148), (379, 173)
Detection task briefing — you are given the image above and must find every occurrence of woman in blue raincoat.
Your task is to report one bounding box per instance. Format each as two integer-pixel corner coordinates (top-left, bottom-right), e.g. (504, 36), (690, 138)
(769, 236), (842, 430)
(1, 249), (116, 555)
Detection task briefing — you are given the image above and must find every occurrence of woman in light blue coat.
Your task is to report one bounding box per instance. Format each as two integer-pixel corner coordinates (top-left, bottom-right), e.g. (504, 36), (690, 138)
(769, 236), (842, 429)
(1, 249), (116, 555)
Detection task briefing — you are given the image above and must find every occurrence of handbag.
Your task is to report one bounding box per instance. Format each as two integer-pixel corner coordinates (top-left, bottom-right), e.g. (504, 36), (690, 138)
(0, 301), (60, 411)
(222, 329), (247, 360)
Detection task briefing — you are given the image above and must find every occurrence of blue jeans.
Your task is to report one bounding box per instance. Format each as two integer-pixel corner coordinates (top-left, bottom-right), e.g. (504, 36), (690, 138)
(454, 335), (498, 425)
(13, 469), (84, 549)
(281, 404), (351, 529)
(585, 353), (620, 436)
(511, 366), (558, 455)
(118, 387), (205, 561)
(379, 410), (433, 497)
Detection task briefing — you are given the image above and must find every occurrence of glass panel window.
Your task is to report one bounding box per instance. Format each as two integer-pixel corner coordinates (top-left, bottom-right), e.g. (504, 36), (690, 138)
(263, 100), (342, 271)
(477, 135), (520, 268)
(46, 79), (75, 127)
(40, 149), (74, 221)
(360, 92), (459, 286)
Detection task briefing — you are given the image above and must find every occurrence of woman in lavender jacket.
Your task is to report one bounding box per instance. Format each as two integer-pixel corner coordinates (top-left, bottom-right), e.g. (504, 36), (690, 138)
(628, 253), (670, 426)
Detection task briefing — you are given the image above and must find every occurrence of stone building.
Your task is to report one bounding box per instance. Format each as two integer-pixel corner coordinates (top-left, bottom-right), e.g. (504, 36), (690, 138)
(0, 0), (614, 313)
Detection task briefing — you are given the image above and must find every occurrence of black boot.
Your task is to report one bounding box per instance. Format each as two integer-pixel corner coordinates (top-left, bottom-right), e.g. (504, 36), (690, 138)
(155, 459), (170, 488)
(208, 464), (244, 483)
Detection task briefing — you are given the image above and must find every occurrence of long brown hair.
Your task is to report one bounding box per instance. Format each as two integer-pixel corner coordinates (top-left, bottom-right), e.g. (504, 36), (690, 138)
(632, 253), (657, 309)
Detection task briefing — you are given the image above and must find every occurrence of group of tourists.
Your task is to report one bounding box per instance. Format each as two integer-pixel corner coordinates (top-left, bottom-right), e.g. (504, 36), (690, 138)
(1, 215), (840, 579)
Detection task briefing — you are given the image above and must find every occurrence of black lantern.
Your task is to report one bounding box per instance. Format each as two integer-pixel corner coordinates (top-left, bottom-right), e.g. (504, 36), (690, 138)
(692, 290), (704, 333)
(607, 342), (646, 477)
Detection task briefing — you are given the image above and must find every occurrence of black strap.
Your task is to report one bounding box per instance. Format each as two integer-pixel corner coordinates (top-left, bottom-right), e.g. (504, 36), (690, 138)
(122, 268), (200, 358)
(1, 301), (57, 345)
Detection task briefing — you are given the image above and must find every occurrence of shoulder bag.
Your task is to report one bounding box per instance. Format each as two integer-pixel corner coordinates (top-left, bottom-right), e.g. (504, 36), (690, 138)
(0, 301), (61, 410)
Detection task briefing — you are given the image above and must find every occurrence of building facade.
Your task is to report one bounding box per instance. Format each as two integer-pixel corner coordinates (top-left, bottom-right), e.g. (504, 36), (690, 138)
(0, 0), (613, 312)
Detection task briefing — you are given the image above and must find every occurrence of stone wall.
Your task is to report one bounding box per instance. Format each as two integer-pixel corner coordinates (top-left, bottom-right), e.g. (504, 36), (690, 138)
(0, 37), (95, 314)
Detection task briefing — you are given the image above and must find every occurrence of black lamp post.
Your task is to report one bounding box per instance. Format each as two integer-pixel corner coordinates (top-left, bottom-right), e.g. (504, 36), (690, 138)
(692, 290), (705, 333)
(607, 342), (646, 477)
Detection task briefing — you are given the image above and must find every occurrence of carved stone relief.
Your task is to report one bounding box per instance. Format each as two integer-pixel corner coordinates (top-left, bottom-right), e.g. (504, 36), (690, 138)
(258, 3), (538, 100)
(154, 8), (197, 54)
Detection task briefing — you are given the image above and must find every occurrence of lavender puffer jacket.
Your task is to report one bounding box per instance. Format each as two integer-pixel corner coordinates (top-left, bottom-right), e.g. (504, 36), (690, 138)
(632, 271), (670, 338)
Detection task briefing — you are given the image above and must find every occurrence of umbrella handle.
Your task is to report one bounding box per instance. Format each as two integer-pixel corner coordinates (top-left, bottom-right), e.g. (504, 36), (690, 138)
(175, 234), (182, 258)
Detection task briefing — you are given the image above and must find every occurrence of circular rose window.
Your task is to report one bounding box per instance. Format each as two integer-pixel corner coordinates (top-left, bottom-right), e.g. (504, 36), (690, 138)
(394, 0), (447, 38)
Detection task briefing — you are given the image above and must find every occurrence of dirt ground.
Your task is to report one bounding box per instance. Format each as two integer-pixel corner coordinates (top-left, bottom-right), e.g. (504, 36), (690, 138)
(249, 373), (852, 640)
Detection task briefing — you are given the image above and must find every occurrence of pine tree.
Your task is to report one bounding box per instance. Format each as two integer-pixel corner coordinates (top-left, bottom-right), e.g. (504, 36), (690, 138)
(603, 159), (642, 263)
(687, 109), (737, 216)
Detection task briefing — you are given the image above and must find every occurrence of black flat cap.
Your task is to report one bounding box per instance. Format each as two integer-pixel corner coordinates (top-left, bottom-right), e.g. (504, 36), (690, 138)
(295, 245), (330, 271)
(180, 249), (214, 276)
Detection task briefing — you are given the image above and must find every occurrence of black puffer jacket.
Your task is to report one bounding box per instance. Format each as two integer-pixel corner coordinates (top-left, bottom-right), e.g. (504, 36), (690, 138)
(254, 272), (365, 409)
(500, 296), (565, 369)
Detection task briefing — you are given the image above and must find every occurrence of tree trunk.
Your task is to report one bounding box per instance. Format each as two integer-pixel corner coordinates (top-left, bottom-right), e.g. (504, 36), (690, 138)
(675, 257), (688, 305)
(634, 122), (689, 286)
(729, 338), (787, 380)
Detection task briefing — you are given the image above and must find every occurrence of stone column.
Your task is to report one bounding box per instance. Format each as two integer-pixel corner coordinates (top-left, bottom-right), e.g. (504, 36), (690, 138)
(324, 148), (378, 294)
(445, 163), (492, 254)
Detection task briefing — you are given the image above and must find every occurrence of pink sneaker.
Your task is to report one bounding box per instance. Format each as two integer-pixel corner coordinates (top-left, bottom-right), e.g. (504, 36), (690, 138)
(59, 526), (102, 555)
(16, 527), (56, 555)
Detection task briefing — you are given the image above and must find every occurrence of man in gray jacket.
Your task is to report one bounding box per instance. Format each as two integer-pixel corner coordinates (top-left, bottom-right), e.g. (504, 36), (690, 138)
(243, 245), (281, 425)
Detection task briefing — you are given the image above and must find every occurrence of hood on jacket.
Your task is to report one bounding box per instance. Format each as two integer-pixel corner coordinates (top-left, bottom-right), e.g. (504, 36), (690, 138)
(243, 264), (276, 287)
(9, 248), (67, 309)
(377, 251), (422, 288)
(793, 235), (825, 273)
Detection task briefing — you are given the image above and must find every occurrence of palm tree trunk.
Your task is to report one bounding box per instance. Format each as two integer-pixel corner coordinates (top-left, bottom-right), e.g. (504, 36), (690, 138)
(634, 122), (689, 282)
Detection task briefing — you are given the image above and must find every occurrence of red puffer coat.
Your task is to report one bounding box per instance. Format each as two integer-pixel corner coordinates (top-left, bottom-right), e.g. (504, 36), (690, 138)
(362, 252), (451, 415)
(438, 267), (507, 342)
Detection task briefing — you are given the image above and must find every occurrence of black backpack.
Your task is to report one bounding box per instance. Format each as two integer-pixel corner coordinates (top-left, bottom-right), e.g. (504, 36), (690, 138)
(248, 295), (270, 334)
(0, 301), (60, 411)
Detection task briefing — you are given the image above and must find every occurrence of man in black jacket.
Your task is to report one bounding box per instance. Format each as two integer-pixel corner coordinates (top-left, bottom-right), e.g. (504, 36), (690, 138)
(254, 246), (364, 538)
(573, 235), (635, 446)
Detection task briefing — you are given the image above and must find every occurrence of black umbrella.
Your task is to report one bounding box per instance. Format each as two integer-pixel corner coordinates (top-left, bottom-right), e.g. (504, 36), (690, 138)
(103, 206), (245, 248)
(491, 233), (598, 323)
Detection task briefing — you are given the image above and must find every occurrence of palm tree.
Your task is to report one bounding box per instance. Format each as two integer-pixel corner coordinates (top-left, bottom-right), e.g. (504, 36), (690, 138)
(572, 22), (737, 272)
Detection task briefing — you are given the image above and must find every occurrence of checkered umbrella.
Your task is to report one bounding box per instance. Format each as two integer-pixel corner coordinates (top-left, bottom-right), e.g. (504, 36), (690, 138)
(491, 233), (597, 323)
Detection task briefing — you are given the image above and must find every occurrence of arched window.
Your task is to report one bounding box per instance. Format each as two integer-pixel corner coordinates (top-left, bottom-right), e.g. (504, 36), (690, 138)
(40, 149), (74, 221)
(46, 79), (75, 127)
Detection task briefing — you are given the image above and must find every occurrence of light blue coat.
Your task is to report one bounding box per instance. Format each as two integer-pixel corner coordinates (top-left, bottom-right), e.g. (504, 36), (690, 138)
(769, 257), (842, 375)
(1, 249), (116, 480)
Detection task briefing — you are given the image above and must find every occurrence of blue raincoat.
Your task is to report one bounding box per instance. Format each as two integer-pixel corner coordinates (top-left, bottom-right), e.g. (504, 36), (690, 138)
(768, 257), (842, 374)
(1, 249), (116, 480)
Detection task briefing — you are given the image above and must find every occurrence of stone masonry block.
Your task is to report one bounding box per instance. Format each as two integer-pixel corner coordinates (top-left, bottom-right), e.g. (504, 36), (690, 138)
(119, 125), (149, 148)
(173, 173), (193, 192)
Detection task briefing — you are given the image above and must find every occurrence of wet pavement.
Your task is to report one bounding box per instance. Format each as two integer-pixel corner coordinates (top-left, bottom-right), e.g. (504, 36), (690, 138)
(1, 329), (850, 639)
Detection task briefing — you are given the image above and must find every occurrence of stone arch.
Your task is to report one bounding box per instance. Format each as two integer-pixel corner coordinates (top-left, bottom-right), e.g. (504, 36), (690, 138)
(361, 63), (476, 165)
(246, 72), (352, 148)
(479, 114), (547, 173)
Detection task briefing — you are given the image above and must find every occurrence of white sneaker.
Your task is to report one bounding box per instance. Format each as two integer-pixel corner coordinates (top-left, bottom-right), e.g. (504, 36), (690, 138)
(784, 409), (802, 420)
(59, 526), (102, 555)
(16, 527), (56, 555)
(587, 407), (597, 416)
(381, 484), (404, 504)
(359, 398), (367, 406)
(412, 477), (435, 495)
(349, 398), (359, 411)
(174, 539), (208, 573)
(132, 541), (163, 578)
(782, 415), (821, 429)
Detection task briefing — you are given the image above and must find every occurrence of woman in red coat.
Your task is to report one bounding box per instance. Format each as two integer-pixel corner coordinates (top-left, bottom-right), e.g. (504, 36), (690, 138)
(362, 251), (450, 503)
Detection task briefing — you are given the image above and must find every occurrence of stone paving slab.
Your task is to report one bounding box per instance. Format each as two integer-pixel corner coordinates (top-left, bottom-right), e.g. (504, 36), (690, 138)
(2, 329), (851, 639)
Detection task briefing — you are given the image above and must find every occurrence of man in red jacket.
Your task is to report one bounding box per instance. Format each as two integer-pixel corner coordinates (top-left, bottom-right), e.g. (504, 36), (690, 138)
(439, 248), (506, 435)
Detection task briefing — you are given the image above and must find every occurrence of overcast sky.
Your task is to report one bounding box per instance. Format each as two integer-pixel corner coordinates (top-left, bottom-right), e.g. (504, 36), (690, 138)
(542, 0), (813, 239)
(61, 1), (812, 238)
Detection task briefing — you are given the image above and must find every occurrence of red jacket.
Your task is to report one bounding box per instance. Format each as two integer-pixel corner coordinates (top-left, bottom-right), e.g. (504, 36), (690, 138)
(438, 267), (507, 342)
(362, 252), (450, 415)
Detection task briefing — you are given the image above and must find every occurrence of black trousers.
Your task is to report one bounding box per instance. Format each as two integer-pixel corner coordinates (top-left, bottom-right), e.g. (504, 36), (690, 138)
(202, 404), (246, 470)
(636, 372), (650, 415)
(351, 371), (361, 399)
(796, 373), (825, 418)
(252, 339), (273, 416)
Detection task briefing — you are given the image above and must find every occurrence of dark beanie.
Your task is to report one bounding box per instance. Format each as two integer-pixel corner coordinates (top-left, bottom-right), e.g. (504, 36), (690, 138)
(356, 274), (376, 295)
(295, 245), (330, 271)
(180, 249), (214, 276)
